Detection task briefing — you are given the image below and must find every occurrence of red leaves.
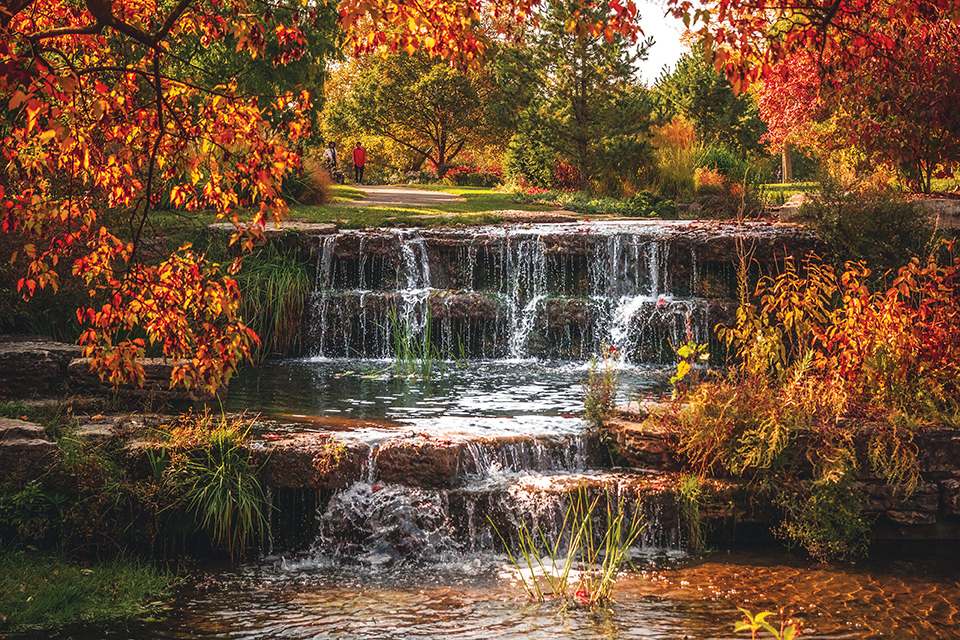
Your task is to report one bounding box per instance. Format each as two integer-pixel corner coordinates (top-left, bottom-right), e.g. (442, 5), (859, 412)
(0, 0), (317, 393)
(339, 0), (642, 66)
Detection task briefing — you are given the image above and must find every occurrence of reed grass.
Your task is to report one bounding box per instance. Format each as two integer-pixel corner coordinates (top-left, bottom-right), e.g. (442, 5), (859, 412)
(236, 243), (312, 359)
(491, 488), (644, 609)
(387, 306), (443, 379)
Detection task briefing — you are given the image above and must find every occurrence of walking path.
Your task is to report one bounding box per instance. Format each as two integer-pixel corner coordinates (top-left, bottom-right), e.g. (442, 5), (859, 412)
(335, 184), (465, 208)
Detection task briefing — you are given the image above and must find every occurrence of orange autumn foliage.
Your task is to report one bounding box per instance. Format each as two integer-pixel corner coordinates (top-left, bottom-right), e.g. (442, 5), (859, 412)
(1, 0), (645, 394)
(1, 0), (312, 393)
(720, 247), (960, 421)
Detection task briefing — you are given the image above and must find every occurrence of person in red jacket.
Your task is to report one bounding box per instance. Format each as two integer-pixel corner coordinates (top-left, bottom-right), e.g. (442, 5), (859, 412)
(352, 142), (366, 184)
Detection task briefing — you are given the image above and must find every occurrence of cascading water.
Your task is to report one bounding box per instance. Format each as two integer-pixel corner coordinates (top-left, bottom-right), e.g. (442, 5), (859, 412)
(150, 221), (959, 640)
(305, 221), (745, 362)
(228, 220), (818, 563)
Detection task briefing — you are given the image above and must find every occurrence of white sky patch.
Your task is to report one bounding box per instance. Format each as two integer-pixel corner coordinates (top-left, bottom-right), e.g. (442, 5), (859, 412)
(634, 0), (690, 86)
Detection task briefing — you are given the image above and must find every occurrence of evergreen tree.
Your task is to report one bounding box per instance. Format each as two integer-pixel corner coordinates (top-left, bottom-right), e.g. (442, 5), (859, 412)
(654, 49), (768, 158)
(527, 0), (656, 193)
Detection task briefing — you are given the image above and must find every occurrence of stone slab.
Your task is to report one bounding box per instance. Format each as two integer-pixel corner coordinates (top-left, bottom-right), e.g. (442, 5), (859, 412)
(68, 358), (216, 401)
(941, 479), (960, 516)
(842, 481), (941, 514)
(0, 338), (82, 398)
(605, 417), (679, 471)
(0, 418), (56, 486)
(375, 439), (465, 488)
(208, 221), (338, 238)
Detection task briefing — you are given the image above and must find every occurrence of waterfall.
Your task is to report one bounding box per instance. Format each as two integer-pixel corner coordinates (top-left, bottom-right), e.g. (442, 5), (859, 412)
(303, 223), (748, 363)
(252, 220), (818, 562)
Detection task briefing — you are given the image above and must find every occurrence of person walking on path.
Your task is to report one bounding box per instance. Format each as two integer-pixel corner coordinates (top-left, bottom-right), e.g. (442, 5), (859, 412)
(322, 141), (338, 169)
(352, 142), (366, 184)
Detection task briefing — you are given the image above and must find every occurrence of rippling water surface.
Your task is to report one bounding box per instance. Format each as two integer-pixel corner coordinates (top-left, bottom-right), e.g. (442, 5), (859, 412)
(184, 360), (960, 640)
(221, 358), (668, 437)
(60, 543), (960, 640)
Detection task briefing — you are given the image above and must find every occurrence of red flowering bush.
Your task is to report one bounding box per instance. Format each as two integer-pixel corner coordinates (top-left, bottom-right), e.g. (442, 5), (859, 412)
(443, 167), (504, 187)
(552, 161), (582, 190)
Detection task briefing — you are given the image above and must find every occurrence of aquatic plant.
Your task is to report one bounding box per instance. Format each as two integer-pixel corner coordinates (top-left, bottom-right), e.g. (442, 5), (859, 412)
(583, 344), (621, 427)
(387, 306), (444, 379)
(490, 489), (644, 609)
(735, 608), (801, 639)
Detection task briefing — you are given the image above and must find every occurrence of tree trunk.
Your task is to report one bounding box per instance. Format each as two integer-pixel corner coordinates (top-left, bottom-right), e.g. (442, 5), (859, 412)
(782, 144), (793, 183)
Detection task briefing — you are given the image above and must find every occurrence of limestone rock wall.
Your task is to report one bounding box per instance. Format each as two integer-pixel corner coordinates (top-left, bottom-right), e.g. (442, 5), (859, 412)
(607, 412), (960, 538)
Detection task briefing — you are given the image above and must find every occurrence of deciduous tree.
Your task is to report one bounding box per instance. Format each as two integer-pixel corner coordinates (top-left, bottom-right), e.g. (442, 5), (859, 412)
(1, 0), (645, 392)
(324, 52), (510, 177)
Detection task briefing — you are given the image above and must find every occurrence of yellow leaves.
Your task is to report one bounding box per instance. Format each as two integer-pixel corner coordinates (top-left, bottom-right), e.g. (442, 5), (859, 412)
(25, 100), (43, 134)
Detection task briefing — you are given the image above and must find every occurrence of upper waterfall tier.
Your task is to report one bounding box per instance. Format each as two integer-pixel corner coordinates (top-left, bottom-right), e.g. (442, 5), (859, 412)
(304, 220), (819, 363)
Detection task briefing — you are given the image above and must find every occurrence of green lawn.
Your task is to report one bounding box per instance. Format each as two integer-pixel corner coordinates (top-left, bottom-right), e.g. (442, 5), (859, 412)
(330, 184), (366, 202)
(760, 182), (816, 205)
(289, 185), (552, 229)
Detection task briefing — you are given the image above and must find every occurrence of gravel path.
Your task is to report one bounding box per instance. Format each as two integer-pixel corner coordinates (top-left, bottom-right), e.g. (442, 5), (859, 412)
(335, 184), (466, 208)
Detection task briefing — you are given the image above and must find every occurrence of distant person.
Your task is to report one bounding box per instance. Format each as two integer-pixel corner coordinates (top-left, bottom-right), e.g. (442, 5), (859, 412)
(776, 167), (782, 183)
(352, 142), (366, 184)
(322, 141), (338, 169)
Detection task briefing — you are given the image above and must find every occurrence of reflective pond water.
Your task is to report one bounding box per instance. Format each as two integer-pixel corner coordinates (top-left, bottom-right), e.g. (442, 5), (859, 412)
(167, 360), (960, 640)
(221, 358), (670, 438)
(59, 543), (960, 640)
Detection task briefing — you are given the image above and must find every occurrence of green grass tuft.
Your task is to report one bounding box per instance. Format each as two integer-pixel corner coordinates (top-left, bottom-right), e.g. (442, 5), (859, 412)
(0, 550), (175, 632)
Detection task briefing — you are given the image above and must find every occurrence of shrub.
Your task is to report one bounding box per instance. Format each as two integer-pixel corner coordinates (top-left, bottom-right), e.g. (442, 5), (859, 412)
(504, 126), (555, 189)
(442, 166), (504, 187)
(694, 165), (764, 218)
(670, 248), (960, 560)
(796, 178), (937, 272)
(282, 154), (334, 206)
(511, 189), (678, 219)
(700, 145), (763, 184)
(651, 116), (699, 201)
(553, 160), (582, 190)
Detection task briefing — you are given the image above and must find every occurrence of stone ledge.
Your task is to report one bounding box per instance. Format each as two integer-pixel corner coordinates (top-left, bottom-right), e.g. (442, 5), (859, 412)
(606, 417), (679, 470)
(606, 413), (960, 529)
(0, 338), (82, 398)
(941, 479), (960, 515)
(375, 439), (464, 488)
(68, 358), (216, 401)
(207, 221), (338, 238)
(0, 418), (56, 487)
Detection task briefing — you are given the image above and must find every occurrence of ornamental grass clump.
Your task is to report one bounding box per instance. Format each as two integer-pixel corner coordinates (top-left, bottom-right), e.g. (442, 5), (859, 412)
(155, 409), (269, 561)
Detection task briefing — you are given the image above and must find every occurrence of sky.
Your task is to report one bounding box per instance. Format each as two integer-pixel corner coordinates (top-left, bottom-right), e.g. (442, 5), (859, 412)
(633, 0), (690, 86)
